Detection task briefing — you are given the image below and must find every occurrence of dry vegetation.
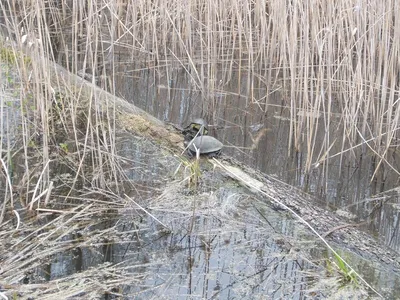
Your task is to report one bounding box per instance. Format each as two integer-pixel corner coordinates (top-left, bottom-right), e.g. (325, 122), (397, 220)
(0, 0), (399, 298)
(1, 0), (399, 186)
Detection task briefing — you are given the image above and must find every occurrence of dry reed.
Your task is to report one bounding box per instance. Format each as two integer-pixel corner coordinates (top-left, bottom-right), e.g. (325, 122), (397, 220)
(0, 1), (398, 297)
(1, 0), (398, 187)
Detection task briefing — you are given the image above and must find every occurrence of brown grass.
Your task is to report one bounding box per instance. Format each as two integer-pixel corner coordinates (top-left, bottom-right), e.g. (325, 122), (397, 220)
(2, 2), (398, 298)
(0, 0), (399, 233)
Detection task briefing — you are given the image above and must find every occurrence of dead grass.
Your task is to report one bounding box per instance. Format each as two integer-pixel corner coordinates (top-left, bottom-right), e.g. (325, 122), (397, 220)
(0, 1), (398, 298)
(0, 0), (399, 196)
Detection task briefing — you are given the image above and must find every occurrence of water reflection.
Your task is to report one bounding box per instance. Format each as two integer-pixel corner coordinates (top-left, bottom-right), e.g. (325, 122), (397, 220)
(1, 133), (398, 299)
(115, 67), (400, 253)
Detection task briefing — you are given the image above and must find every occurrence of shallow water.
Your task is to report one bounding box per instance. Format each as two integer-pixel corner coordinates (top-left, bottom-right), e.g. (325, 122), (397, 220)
(0, 53), (399, 299)
(112, 67), (400, 254)
(111, 137), (398, 299)
(0, 126), (399, 298)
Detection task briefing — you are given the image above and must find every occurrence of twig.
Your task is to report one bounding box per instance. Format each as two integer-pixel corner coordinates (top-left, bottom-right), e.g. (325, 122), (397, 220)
(322, 222), (367, 238)
(125, 194), (171, 231)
